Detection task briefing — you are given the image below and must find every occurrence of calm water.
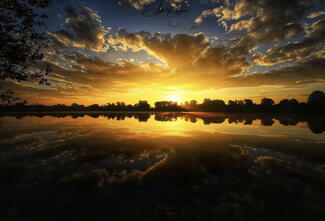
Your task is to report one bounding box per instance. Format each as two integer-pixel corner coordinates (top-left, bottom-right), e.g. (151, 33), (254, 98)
(0, 112), (325, 220)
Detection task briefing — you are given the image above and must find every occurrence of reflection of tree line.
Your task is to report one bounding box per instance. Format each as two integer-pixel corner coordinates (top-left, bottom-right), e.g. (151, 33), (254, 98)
(1, 112), (324, 134)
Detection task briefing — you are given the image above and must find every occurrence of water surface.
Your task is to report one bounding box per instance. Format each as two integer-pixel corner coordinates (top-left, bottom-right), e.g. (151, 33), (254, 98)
(0, 112), (325, 220)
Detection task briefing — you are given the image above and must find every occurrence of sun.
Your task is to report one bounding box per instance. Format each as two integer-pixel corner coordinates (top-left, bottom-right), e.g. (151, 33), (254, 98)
(166, 95), (181, 103)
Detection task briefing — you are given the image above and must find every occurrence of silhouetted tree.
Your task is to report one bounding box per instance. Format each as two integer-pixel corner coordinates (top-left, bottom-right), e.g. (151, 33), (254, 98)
(259, 98), (275, 112)
(88, 104), (100, 111)
(0, 89), (26, 106)
(277, 98), (299, 113)
(290, 98), (298, 105)
(261, 98), (274, 106)
(244, 99), (253, 106)
(279, 99), (290, 106)
(261, 118), (274, 126)
(71, 103), (85, 110)
(306, 90), (325, 113)
(190, 100), (197, 106)
(0, 0), (51, 84)
(1, 90), (324, 114)
(137, 100), (150, 110)
(308, 90), (325, 105)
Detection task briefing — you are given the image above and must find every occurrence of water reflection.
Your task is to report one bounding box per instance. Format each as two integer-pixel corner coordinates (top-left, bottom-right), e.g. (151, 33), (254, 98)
(0, 112), (324, 220)
(1, 112), (325, 133)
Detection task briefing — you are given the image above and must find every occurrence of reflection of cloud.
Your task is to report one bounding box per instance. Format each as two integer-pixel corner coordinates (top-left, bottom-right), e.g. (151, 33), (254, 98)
(106, 169), (143, 185)
(56, 168), (109, 191)
(308, 10), (325, 19)
(235, 145), (296, 162)
(1, 112), (325, 134)
(1, 113), (325, 220)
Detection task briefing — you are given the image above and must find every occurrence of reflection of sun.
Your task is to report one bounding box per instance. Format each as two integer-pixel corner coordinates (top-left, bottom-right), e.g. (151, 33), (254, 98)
(166, 95), (181, 103)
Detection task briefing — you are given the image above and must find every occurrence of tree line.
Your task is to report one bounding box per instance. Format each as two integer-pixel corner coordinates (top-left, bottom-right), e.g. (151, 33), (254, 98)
(0, 90), (324, 113)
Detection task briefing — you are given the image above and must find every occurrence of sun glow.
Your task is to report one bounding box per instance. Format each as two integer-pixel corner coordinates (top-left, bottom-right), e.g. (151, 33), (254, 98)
(165, 95), (182, 103)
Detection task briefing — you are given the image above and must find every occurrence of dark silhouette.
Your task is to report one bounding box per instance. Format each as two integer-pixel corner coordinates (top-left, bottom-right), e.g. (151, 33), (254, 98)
(136, 100), (150, 110)
(308, 90), (325, 104)
(0, 89), (27, 105)
(307, 91), (325, 114)
(0, 0), (51, 84)
(1, 90), (325, 114)
(154, 101), (182, 111)
(0, 112), (324, 134)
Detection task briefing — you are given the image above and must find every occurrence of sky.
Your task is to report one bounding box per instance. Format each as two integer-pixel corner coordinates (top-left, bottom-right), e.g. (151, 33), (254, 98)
(3, 0), (325, 105)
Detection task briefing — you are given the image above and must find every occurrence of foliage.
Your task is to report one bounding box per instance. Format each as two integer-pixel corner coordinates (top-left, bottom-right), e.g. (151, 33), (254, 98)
(0, 0), (51, 84)
(0, 88), (26, 105)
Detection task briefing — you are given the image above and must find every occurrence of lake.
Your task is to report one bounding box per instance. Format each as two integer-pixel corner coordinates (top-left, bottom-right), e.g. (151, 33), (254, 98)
(0, 112), (325, 220)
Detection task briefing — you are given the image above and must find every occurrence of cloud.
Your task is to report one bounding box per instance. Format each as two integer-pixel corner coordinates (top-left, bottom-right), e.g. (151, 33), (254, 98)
(109, 28), (257, 79)
(195, 9), (217, 24)
(196, 0), (318, 43)
(308, 10), (325, 19)
(52, 6), (109, 52)
(195, 36), (255, 76)
(118, 0), (155, 9)
(253, 19), (325, 65)
(6, 1), (325, 104)
(194, 9), (217, 23)
(43, 48), (325, 94)
(118, 0), (186, 10)
(193, 1), (325, 69)
(0, 50), (173, 104)
(231, 58), (325, 87)
(110, 29), (210, 68)
(5, 47), (324, 104)
(45, 51), (168, 90)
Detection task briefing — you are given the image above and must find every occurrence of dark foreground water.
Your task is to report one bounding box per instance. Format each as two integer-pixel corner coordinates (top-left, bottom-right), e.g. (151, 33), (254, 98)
(0, 112), (325, 221)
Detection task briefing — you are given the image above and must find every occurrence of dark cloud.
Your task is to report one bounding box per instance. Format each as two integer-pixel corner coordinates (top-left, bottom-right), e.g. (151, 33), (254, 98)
(117, 0), (155, 9)
(195, 36), (255, 76)
(52, 6), (109, 52)
(253, 19), (325, 65)
(117, 0), (186, 9)
(231, 58), (325, 87)
(196, 0), (319, 43)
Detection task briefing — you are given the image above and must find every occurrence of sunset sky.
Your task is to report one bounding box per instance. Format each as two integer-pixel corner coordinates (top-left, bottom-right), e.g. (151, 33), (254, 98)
(2, 0), (325, 105)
